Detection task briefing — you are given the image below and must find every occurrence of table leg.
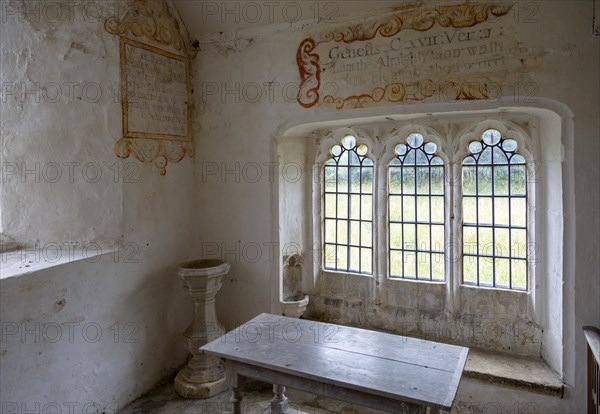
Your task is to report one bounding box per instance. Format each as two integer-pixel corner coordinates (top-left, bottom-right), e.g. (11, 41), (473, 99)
(225, 360), (244, 414)
(230, 387), (242, 414)
(270, 384), (289, 414)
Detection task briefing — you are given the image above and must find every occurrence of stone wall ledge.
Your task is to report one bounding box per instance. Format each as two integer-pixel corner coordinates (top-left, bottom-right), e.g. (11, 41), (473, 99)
(0, 246), (116, 280)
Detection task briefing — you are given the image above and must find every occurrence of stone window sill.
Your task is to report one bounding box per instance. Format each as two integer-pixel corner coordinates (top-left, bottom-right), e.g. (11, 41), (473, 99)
(0, 247), (111, 280)
(464, 348), (563, 396)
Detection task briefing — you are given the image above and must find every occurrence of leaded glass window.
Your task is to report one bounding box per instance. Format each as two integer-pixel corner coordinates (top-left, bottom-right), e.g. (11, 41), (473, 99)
(323, 135), (373, 274)
(388, 133), (445, 281)
(462, 129), (528, 290)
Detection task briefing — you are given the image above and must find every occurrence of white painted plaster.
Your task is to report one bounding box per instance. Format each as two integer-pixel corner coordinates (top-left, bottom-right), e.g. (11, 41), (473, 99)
(1, 0), (198, 411)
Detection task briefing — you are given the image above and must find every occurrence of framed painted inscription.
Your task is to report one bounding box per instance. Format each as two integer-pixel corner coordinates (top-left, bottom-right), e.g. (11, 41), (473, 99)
(296, 2), (517, 110)
(120, 37), (191, 141)
(105, 0), (196, 175)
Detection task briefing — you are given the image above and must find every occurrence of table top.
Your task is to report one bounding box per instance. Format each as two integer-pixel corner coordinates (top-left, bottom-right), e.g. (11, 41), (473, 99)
(201, 313), (469, 410)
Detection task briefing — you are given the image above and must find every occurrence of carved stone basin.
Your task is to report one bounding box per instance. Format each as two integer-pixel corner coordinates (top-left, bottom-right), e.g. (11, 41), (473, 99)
(178, 259), (230, 275)
(281, 294), (309, 319)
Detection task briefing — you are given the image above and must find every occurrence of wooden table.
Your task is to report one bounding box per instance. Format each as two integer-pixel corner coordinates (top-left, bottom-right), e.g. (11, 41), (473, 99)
(201, 313), (468, 413)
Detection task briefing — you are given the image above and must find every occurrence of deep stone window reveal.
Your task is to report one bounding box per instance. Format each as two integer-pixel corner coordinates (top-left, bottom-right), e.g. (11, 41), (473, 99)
(321, 127), (530, 292)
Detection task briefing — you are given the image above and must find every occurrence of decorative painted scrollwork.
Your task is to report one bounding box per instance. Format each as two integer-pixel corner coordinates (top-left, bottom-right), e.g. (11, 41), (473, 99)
(320, 79), (498, 110)
(296, 38), (321, 108)
(105, 0), (196, 58)
(115, 138), (194, 176)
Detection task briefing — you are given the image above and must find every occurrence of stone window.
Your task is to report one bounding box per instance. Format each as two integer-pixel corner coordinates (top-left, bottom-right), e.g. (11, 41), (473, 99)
(461, 128), (528, 290)
(278, 107), (566, 371)
(322, 135), (374, 274)
(319, 124), (533, 292)
(388, 133), (445, 281)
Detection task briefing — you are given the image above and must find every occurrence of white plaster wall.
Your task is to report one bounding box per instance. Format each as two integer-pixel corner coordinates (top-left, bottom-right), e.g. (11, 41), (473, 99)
(0, 248), (190, 412)
(1, 0), (197, 411)
(0, 0), (124, 244)
(189, 2), (599, 412)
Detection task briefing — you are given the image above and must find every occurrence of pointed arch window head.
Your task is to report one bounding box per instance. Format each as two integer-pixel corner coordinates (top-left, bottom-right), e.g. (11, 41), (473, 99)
(388, 133), (445, 281)
(462, 128), (528, 290)
(323, 135), (373, 274)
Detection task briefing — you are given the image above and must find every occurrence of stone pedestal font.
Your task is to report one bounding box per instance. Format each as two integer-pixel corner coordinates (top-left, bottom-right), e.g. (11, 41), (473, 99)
(175, 259), (230, 398)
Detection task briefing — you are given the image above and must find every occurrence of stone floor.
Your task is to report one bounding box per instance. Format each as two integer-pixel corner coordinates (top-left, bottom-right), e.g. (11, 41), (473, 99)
(120, 380), (387, 414)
